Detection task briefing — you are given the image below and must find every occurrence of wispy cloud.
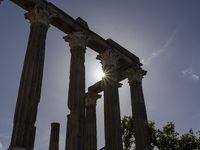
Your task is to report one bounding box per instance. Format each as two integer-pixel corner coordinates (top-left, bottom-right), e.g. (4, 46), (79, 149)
(0, 142), (3, 149)
(0, 141), (6, 150)
(182, 68), (199, 81)
(141, 17), (188, 65)
(141, 29), (178, 65)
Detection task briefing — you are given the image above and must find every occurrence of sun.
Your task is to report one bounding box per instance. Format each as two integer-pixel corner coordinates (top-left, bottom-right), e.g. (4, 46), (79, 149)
(96, 69), (105, 80)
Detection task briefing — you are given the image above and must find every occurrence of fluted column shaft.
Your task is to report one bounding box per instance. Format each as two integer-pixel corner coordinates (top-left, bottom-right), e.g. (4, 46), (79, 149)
(126, 67), (151, 150)
(8, 5), (55, 150)
(64, 32), (90, 150)
(97, 50), (123, 150)
(85, 92), (101, 150)
(49, 123), (60, 150)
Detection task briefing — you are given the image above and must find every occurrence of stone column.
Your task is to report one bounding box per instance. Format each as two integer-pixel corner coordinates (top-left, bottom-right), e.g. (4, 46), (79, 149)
(125, 67), (151, 150)
(49, 123), (60, 150)
(85, 92), (101, 150)
(96, 49), (123, 150)
(8, 4), (55, 150)
(65, 114), (70, 150)
(63, 32), (91, 150)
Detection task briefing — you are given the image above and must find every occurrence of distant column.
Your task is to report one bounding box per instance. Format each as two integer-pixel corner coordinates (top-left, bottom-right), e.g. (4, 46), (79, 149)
(97, 49), (123, 150)
(63, 32), (91, 150)
(85, 92), (101, 150)
(125, 67), (151, 150)
(65, 114), (70, 150)
(8, 4), (55, 150)
(49, 123), (60, 150)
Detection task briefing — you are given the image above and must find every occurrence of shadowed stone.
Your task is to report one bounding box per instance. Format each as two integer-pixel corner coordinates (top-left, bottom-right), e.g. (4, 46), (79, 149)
(97, 49), (123, 150)
(6, 1), (151, 150)
(85, 92), (101, 150)
(125, 67), (151, 150)
(8, 4), (55, 150)
(49, 123), (60, 150)
(64, 32), (91, 150)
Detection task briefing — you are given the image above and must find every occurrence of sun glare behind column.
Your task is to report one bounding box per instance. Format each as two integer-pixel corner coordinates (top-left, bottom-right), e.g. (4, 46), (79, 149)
(96, 69), (105, 80)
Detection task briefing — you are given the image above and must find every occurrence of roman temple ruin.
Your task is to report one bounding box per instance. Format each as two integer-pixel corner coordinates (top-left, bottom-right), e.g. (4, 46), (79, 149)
(5, 0), (151, 149)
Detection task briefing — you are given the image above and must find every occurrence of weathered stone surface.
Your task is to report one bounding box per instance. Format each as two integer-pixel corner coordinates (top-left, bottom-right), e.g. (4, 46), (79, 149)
(8, 4), (52, 150)
(125, 67), (151, 150)
(7, 1), (152, 150)
(63, 32), (91, 50)
(85, 92), (101, 150)
(97, 50), (123, 150)
(75, 17), (89, 29)
(11, 0), (141, 68)
(125, 66), (147, 83)
(25, 4), (56, 28)
(65, 115), (70, 150)
(64, 32), (89, 150)
(49, 123), (60, 150)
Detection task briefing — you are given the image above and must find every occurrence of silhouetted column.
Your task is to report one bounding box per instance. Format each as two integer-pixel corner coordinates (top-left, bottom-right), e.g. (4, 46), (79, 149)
(125, 67), (151, 150)
(65, 114), (70, 150)
(49, 123), (60, 150)
(85, 92), (101, 150)
(8, 4), (55, 150)
(63, 32), (91, 150)
(97, 49), (123, 150)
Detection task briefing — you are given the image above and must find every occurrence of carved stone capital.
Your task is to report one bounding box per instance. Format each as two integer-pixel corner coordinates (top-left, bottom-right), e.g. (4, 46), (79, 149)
(125, 67), (147, 83)
(96, 49), (121, 68)
(85, 92), (101, 107)
(25, 4), (56, 28)
(63, 32), (91, 49)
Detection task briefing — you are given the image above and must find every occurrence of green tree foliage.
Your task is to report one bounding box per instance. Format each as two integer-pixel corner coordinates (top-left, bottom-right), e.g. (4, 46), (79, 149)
(155, 122), (179, 149)
(121, 116), (134, 150)
(121, 116), (200, 150)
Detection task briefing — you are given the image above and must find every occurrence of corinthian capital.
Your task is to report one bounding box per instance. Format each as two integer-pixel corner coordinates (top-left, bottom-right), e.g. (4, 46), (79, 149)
(85, 92), (101, 107)
(125, 67), (147, 83)
(96, 49), (121, 68)
(25, 4), (56, 28)
(63, 32), (91, 49)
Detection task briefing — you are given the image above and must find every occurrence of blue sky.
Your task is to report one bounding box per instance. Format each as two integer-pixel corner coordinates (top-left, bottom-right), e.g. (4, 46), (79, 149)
(0, 0), (200, 150)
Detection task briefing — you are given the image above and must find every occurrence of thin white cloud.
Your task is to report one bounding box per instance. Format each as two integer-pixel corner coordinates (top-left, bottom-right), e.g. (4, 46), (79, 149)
(182, 68), (199, 81)
(0, 142), (3, 149)
(141, 28), (178, 65)
(0, 141), (5, 150)
(141, 17), (188, 65)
